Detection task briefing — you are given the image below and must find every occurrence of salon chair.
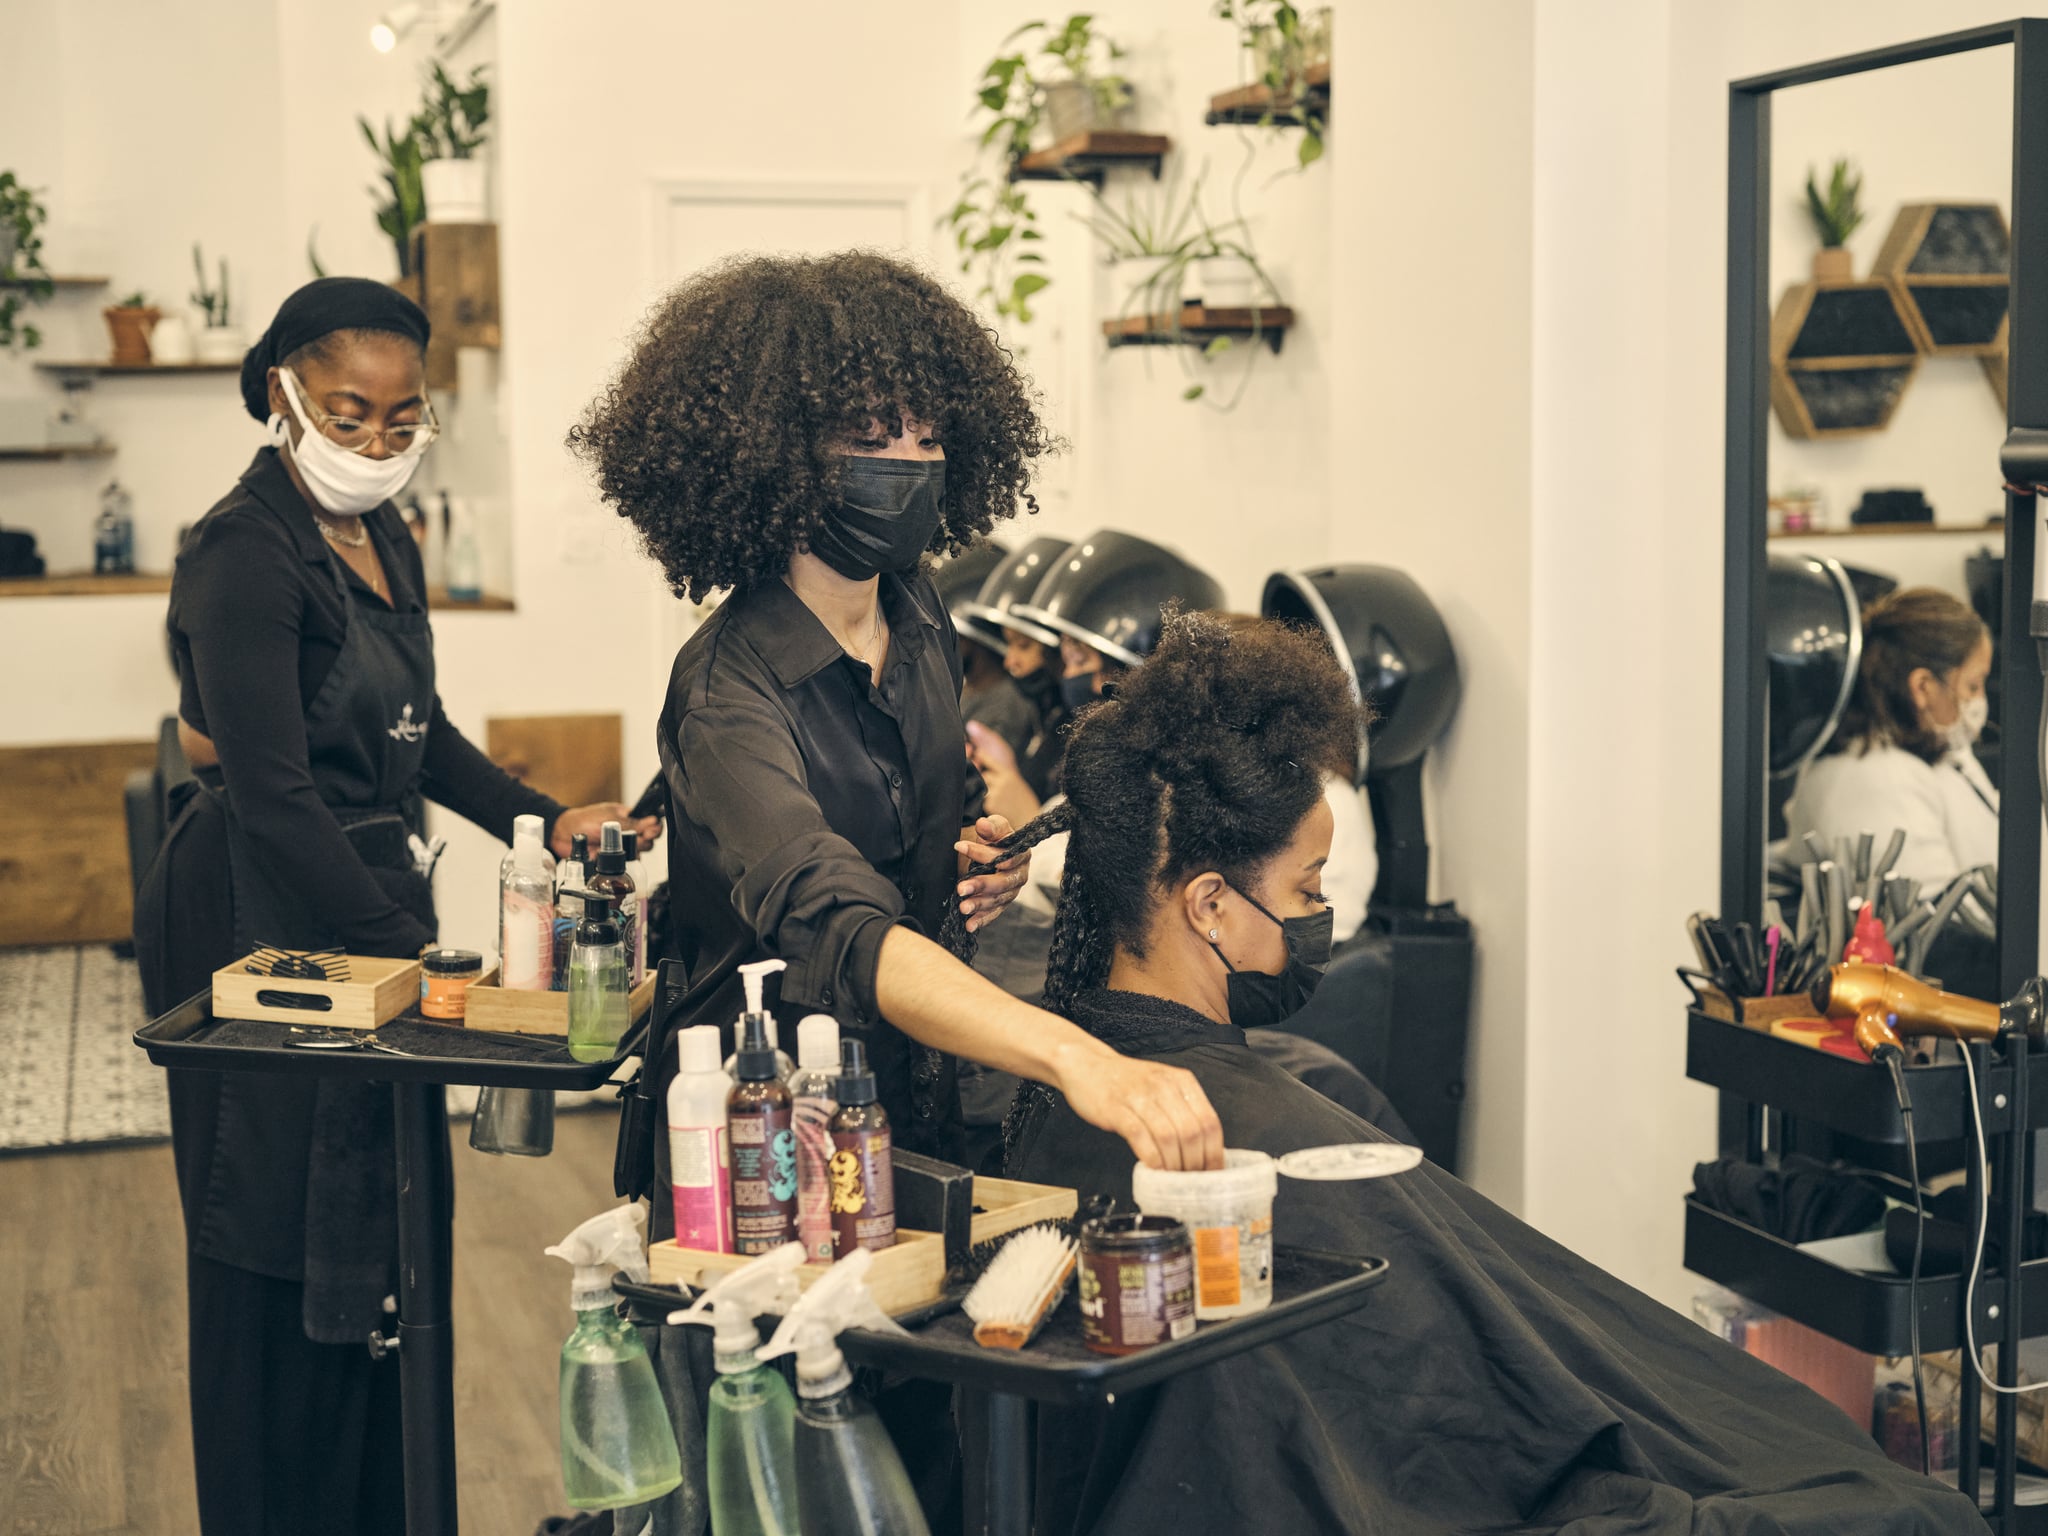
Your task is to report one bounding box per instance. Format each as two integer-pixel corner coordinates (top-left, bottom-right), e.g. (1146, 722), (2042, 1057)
(123, 715), (192, 904)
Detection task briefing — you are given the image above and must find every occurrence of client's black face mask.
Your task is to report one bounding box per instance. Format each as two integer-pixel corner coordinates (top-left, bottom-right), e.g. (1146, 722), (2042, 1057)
(1059, 671), (1101, 713)
(809, 458), (947, 582)
(1211, 887), (1334, 1028)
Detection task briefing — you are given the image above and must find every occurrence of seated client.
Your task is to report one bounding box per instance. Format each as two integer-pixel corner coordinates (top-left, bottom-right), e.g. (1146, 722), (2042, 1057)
(1000, 609), (1980, 1536)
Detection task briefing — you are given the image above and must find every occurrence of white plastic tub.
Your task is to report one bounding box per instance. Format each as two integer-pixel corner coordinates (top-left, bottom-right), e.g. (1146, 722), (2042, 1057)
(1131, 1149), (1278, 1319)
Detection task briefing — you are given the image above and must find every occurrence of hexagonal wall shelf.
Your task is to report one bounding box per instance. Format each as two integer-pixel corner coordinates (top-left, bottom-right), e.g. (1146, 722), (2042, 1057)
(1769, 278), (1921, 439)
(1873, 202), (2010, 357)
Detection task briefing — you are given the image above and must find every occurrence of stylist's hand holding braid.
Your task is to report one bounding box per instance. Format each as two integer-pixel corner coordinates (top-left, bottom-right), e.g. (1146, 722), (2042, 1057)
(569, 250), (1222, 1175)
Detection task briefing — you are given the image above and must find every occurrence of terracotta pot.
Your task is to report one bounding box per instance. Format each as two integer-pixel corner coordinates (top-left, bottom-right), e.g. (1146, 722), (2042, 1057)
(1811, 246), (1853, 282)
(103, 305), (160, 366)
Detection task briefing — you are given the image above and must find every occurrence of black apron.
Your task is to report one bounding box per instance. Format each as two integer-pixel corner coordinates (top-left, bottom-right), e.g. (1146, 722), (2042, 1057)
(137, 517), (438, 1293)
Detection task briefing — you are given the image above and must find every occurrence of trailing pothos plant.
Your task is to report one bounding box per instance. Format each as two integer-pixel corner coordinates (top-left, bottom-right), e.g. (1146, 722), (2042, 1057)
(942, 14), (1132, 326)
(0, 171), (53, 351)
(1213, 1), (1330, 169)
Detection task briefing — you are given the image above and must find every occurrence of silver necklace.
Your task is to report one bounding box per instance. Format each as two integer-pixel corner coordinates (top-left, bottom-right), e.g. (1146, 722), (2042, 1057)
(315, 513), (369, 549)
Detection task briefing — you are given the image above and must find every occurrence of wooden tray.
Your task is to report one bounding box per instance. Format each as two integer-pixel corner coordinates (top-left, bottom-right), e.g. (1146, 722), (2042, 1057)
(649, 1175), (1078, 1317)
(211, 954), (420, 1031)
(464, 964), (658, 1037)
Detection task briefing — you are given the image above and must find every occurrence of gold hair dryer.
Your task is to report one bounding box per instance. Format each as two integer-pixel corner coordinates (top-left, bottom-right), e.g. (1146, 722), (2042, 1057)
(1812, 962), (2047, 1063)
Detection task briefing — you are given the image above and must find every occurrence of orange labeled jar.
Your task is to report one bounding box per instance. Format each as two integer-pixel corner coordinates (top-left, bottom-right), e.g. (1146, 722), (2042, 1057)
(420, 949), (483, 1020)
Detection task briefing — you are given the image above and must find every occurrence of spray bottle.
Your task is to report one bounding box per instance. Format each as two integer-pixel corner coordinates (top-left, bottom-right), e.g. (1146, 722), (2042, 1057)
(543, 1205), (683, 1512)
(669, 1242), (806, 1536)
(789, 1015), (841, 1263)
(759, 1249), (930, 1536)
(552, 831), (589, 991)
(729, 959), (797, 1254)
(590, 821), (643, 988)
(828, 1039), (895, 1256)
(566, 889), (630, 1063)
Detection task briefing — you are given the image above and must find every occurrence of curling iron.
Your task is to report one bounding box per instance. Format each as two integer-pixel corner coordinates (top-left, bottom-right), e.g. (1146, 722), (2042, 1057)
(1812, 962), (2048, 1064)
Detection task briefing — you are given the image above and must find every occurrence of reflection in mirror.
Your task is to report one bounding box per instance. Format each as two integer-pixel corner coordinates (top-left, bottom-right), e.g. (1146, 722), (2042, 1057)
(1760, 49), (2011, 1001)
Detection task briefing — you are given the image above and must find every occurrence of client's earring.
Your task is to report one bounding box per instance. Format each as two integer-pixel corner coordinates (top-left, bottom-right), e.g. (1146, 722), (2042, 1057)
(1209, 928), (1220, 941)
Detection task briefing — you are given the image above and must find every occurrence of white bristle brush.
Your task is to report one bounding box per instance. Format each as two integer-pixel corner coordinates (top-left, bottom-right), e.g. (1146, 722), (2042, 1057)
(962, 1225), (1078, 1350)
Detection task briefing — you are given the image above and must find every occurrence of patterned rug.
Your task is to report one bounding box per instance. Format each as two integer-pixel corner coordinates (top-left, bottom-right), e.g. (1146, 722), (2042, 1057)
(0, 944), (166, 1153)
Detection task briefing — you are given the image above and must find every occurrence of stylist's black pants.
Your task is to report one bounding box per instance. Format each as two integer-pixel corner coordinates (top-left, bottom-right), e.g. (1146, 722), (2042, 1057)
(185, 1252), (405, 1536)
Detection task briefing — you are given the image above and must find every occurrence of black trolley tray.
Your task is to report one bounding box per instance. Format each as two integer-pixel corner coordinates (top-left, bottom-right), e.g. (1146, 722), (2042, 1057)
(621, 1246), (1387, 1406)
(1685, 1009), (2048, 1145)
(134, 988), (642, 1091)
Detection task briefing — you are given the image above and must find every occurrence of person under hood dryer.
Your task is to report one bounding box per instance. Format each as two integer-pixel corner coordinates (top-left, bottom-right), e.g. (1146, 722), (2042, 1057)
(957, 535), (1076, 797)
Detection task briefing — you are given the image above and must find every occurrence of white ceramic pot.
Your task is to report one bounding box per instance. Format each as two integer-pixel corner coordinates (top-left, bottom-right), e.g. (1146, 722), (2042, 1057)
(1043, 80), (1096, 144)
(1113, 255), (1181, 314)
(422, 157), (489, 223)
(1190, 256), (1264, 310)
(195, 325), (246, 364)
(149, 313), (195, 365)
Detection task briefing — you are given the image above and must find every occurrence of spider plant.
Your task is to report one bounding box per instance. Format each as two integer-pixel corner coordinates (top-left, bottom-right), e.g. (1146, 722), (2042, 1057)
(1804, 158), (1865, 248)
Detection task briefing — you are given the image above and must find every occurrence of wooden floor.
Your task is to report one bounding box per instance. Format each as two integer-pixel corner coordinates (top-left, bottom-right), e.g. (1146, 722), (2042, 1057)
(0, 1108), (625, 1535)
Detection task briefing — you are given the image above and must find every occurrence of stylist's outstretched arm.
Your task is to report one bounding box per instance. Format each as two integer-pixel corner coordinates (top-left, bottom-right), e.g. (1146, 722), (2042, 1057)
(569, 250), (1221, 1194)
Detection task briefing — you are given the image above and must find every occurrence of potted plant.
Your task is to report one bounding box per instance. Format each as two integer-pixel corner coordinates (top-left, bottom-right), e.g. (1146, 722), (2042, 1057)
(1214, 2), (1331, 169)
(360, 111), (428, 276)
(417, 62), (490, 224)
(104, 290), (159, 366)
(1805, 159), (1864, 281)
(943, 13), (1134, 327)
(190, 243), (244, 363)
(0, 171), (52, 351)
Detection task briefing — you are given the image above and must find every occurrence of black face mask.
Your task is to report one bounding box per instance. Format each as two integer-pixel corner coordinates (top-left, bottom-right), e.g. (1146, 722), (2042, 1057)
(1211, 887), (1334, 1029)
(808, 458), (946, 582)
(1059, 672), (1100, 713)
(1015, 663), (1060, 713)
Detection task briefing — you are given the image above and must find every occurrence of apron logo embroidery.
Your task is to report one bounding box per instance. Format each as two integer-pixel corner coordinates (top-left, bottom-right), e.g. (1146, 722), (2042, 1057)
(387, 704), (427, 743)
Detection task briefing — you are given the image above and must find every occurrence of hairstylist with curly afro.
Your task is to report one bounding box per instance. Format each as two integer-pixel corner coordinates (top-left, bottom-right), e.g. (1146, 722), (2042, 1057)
(570, 250), (1222, 1208)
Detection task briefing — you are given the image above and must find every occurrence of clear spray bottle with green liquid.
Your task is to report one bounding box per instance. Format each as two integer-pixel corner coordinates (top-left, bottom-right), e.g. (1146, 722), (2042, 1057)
(760, 1247), (931, 1536)
(544, 1204), (683, 1512)
(670, 1240), (807, 1536)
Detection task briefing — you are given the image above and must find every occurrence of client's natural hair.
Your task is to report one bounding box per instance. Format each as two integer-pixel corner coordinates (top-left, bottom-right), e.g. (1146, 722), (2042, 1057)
(1830, 587), (1989, 765)
(948, 608), (1360, 1014)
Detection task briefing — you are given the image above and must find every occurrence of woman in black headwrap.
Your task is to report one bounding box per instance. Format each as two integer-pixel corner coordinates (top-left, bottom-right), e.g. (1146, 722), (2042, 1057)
(132, 278), (649, 1536)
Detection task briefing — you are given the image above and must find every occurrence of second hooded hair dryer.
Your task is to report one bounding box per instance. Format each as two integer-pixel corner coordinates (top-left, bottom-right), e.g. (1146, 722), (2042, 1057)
(1812, 962), (2048, 1063)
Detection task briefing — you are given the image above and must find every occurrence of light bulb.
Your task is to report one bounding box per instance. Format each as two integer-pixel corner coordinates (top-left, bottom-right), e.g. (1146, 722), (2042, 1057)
(369, 21), (397, 51)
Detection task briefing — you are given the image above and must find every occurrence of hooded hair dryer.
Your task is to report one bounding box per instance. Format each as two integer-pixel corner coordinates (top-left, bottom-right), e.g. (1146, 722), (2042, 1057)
(1813, 962), (2047, 1063)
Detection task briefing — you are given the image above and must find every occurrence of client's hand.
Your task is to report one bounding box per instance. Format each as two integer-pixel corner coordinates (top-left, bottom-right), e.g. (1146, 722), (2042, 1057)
(1056, 1040), (1225, 1171)
(956, 813), (1030, 934)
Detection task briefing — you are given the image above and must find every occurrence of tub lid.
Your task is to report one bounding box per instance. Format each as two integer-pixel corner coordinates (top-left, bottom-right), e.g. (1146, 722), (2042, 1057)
(1276, 1143), (1424, 1181)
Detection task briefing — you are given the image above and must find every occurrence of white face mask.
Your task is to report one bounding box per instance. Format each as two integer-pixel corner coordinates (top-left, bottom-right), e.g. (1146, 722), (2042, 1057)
(1946, 691), (1990, 752)
(270, 368), (424, 516)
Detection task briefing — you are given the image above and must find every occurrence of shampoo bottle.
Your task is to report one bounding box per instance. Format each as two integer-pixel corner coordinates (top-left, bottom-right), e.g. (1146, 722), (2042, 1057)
(552, 832), (589, 991)
(590, 821), (643, 988)
(789, 1016), (841, 1264)
(728, 959), (796, 1254)
(760, 1249), (931, 1536)
(828, 1040), (895, 1256)
(566, 890), (629, 1063)
(544, 1205), (683, 1512)
(499, 813), (556, 992)
(668, 1024), (736, 1253)
(670, 1242), (805, 1536)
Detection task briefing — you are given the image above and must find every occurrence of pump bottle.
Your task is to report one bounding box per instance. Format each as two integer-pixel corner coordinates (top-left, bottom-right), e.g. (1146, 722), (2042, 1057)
(544, 1205), (683, 1511)
(789, 1015), (841, 1263)
(670, 1242), (805, 1536)
(729, 959), (797, 1254)
(668, 1024), (736, 1253)
(567, 889), (630, 1063)
(828, 1039), (895, 1256)
(589, 821), (643, 988)
(760, 1249), (930, 1536)
(499, 812), (556, 991)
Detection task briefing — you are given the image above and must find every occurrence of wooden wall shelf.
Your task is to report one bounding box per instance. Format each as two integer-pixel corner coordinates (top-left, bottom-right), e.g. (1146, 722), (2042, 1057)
(34, 360), (239, 377)
(0, 443), (115, 462)
(0, 274), (109, 289)
(0, 571), (171, 598)
(1103, 304), (1295, 355)
(1011, 131), (1170, 186)
(428, 588), (515, 612)
(1206, 61), (1330, 126)
(1770, 519), (2004, 541)
(1873, 202), (2011, 358)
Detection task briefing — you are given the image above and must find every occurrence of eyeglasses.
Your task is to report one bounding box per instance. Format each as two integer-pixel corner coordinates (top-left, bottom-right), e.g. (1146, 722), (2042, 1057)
(282, 366), (441, 456)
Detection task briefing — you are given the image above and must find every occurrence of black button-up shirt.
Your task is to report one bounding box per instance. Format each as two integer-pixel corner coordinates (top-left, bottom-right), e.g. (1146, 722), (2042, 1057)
(657, 570), (983, 1161)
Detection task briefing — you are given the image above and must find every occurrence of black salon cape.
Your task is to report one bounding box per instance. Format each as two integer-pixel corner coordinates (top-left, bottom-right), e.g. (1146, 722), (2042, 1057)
(1007, 990), (1986, 1536)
